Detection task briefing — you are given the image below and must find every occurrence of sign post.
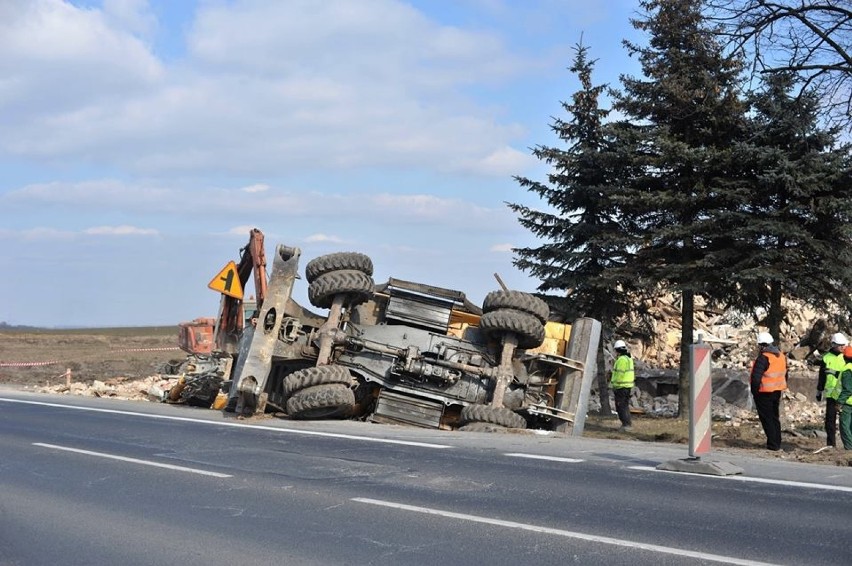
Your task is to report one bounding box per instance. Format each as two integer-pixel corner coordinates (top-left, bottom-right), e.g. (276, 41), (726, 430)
(657, 335), (743, 476)
(689, 339), (712, 458)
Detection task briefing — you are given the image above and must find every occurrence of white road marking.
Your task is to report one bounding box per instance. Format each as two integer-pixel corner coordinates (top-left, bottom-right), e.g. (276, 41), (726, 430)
(504, 453), (584, 463)
(629, 465), (852, 493)
(32, 442), (232, 477)
(352, 497), (782, 566)
(0, 397), (451, 449)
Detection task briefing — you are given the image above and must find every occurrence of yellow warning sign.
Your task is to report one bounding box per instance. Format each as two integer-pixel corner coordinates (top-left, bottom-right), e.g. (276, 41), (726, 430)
(208, 261), (244, 299)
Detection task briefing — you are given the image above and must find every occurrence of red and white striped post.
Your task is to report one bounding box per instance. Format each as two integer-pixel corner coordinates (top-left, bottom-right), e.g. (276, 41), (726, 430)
(657, 335), (741, 475)
(689, 337), (713, 458)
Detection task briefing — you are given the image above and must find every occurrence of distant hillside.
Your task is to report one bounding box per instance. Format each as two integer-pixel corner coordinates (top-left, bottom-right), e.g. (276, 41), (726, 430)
(0, 322), (176, 336)
(0, 321), (39, 330)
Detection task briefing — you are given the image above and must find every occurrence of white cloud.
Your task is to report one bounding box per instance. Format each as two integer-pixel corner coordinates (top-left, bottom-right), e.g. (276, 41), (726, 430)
(304, 233), (346, 244)
(226, 225), (261, 236)
(0, 224), (157, 240)
(0, 0), (533, 177)
(3, 179), (167, 205)
(468, 146), (537, 176)
(83, 225), (159, 236)
(2, 179), (517, 232)
(103, 0), (157, 37)
(0, 0), (163, 127)
(490, 243), (514, 253)
(369, 193), (499, 223)
(241, 183), (270, 193)
(18, 227), (76, 241)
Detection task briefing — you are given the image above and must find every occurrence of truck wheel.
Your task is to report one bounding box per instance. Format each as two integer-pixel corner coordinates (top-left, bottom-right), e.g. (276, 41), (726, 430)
(482, 290), (549, 324)
(460, 404), (527, 428)
(286, 383), (355, 419)
(308, 270), (375, 309)
(282, 365), (353, 399)
(478, 309), (545, 349)
(305, 252), (374, 284)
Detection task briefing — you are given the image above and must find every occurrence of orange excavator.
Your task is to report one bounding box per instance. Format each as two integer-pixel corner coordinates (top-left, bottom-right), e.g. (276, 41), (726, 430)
(168, 229), (269, 407)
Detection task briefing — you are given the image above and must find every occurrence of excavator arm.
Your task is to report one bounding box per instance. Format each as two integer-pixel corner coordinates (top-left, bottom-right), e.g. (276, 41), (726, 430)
(214, 228), (268, 353)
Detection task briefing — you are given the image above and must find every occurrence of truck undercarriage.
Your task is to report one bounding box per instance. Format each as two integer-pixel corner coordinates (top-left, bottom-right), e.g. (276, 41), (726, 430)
(202, 243), (602, 435)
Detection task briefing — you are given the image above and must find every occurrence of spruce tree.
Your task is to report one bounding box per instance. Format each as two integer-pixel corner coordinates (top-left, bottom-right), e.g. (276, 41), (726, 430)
(509, 42), (640, 414)
(711, 72), (852, 339)
(612, 0), (747, 418)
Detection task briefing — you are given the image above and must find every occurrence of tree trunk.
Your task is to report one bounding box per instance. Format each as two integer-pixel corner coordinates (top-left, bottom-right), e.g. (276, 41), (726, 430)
(767, 280), (783, 343)
(677, 289), (694, 421)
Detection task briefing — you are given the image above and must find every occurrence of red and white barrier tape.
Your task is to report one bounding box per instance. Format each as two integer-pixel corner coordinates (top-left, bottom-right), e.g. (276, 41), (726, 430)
(0, 361), (61, 367)
(111, 347), (182, 353)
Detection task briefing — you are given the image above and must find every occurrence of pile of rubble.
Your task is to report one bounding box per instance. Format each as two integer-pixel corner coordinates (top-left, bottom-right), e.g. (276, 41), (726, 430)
(38, 375), (178, 402)
(35, 354), (231, 407)
(618, 294), (832, 379)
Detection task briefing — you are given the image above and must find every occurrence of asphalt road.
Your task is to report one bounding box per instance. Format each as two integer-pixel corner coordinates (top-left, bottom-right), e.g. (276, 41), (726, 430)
(1, 389), (850, 566)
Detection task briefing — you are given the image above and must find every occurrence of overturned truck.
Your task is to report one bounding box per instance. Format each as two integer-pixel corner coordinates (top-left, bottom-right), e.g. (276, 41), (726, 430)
(220, 244), (600, 434)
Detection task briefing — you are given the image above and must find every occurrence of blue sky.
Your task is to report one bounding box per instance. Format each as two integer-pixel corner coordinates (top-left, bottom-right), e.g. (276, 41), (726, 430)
(0, 0), (643, 327)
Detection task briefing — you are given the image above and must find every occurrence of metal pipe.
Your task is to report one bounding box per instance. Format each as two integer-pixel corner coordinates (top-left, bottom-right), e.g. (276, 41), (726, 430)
(490, 334), (517, 408)
(316, 294), (346, 365)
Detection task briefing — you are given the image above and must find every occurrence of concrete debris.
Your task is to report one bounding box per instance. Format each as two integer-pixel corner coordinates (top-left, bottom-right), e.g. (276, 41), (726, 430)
(40, 374), (178, 401)
(617, 294), (832, 380)
(38, 353), (231, 409)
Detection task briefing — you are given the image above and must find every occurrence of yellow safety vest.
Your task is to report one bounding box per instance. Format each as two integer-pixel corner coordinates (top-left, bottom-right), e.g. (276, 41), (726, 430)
(611, 354), (635, 389)
(824, 351), (846, 400)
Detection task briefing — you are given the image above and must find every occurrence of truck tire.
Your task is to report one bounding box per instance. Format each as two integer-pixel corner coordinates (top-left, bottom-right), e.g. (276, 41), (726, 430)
(482, 290), (549, 324)
(282, 365), (353, 399)
(286, 383), (355, 419)
(305, 252), (373, 284)
(460, 404), (527, 429)
(478, 309), (545, 349)
(308, 270), (375, 309)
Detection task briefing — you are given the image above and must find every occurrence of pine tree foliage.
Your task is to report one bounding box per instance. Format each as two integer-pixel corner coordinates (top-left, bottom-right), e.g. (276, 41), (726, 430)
(510, 0), (852, 424)
(508, 42), (639, 327)
(612, 0), (749, 417)
(710, 71), (852, 337)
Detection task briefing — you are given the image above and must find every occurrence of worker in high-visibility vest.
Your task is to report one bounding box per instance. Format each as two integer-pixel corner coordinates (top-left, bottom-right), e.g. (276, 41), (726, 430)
(837, 346), (852, 450)
(816, 332), (848, 448)
(611, 340), (635, 431)
(749, 332), (788, 451)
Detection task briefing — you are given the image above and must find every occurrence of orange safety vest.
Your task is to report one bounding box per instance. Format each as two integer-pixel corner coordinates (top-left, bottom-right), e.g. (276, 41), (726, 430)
(752, 351), (787, 392)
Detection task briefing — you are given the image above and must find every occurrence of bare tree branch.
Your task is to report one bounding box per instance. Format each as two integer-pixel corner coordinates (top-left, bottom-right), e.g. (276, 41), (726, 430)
(708, 1), (852, 126)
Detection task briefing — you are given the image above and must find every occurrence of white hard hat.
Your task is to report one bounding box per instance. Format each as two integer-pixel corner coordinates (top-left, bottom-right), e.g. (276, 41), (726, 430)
(831, 332), (848, 346)
(757, 332), (773, 345)
(614, 340), (627, 350)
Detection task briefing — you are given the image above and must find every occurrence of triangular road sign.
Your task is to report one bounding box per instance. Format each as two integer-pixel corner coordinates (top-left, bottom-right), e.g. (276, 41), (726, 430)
(208, 261), (244, 299)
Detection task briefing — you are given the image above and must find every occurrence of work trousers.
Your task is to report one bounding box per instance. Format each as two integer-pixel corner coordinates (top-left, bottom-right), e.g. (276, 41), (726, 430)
(613, 387), (632, 427)
(753, 390), (782, 451)
(840, 405), (852, 450)
(824, 398), (839, 447)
